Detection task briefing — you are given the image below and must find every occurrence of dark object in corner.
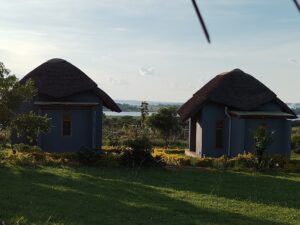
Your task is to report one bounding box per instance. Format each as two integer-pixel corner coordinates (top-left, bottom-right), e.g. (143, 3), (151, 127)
(293, 0), (300, 13)
(191, 0), (210, 43)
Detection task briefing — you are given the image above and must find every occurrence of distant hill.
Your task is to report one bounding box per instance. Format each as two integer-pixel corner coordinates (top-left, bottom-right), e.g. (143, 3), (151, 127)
(115, 99), (183, 106)
(105, 100), (300, 114)
(104, 100), (183, 112)
(287, 103), (300, 109)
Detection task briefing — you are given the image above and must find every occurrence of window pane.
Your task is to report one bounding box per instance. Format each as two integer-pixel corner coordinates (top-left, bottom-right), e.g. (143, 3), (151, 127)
(62, 115), (71, 136)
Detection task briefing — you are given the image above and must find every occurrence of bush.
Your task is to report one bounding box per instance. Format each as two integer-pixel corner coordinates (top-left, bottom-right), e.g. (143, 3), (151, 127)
(96, 152), (121, 167)
(291, 135), (300, 149)
(0, 130), (10, 148)
(292, 136), (300, 153)
(152, 148), (190, 166)
(284, 160), (300, 172)
(77, 146), (100, 166)
(121, 137), (159, 167)
(262, 155), (289, 169)
(105, 131), (121, 147)
(227, 153), (256, 169)
(212, 156), (227, 169)
(194, 158), (214, 167)
(13, 143), (30, 152)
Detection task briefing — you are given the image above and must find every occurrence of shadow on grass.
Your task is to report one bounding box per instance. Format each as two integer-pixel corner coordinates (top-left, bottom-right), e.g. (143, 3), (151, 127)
(104, 168), (300, 210)
(0, 166), (298, 225)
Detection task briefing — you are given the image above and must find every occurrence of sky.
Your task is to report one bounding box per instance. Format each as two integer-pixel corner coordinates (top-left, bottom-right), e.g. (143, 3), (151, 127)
(0, 0), (299, 103)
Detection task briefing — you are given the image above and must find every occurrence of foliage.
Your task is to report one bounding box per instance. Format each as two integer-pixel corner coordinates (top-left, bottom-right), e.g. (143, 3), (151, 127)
(0, 62), (51, 147)
(0, 62), (36, 129)
(291, 120), (300, 128)
(120, 137), (159, 167)
(103, 116), (141, 144)
(0, 148), (123, 168)
(11, 111), (51, 145)
(152, 148), (299, 172)
(103, 102), (181, 112)
(0, 149), (79, 167)
(13, 143), (41, 153)
(77, 146), (100, 166)
(103, 112), (188, 148)
(152, 148), (191, 166)
(291, 135), (300, 153)
(0, 129), (10, 148)
(140, 101), (149, 130)
(151, 138), (188, 148)
(147, 106), (181, 147)
(252, 126), (273, 168)
(105, 130), (121, 147)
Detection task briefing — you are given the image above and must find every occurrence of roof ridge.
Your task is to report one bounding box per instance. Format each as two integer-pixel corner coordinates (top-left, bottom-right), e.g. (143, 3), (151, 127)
(20, 58), (120, 112)
(177, 69), (292, 121)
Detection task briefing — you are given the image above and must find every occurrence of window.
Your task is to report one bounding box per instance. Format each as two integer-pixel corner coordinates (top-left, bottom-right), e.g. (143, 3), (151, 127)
(215, 120), (224, 148)
(62, 115), (72, 136)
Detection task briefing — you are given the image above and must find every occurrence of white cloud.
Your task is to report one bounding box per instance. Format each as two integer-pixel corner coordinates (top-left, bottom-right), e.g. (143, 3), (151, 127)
(289, 59), (299, 65)
(139, 66), (155, 76)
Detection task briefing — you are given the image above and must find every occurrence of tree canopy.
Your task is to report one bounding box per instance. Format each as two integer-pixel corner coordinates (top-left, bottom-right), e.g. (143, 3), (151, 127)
(0, 62), (36, 128)
(0, 62), (51, 146)
(147, 106), (181, 147)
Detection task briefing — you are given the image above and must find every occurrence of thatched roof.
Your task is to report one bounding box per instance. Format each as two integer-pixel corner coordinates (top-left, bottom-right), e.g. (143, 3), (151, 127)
(20, 58), (121, 112)
(178, 69), (296, 121)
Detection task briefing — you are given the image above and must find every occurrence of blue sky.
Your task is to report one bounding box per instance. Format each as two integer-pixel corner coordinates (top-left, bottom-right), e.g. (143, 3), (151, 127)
(0, 0), (299, 102)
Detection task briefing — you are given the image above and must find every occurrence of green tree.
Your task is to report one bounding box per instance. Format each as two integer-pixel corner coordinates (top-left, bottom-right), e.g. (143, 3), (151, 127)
(0, 62), (51, 146)
(140, 101), (149, 130)
(147, 106), (181, 147)
(11, 111), (51, 145)
(0, 62), (36, 128)
(252, 126), (274, 167)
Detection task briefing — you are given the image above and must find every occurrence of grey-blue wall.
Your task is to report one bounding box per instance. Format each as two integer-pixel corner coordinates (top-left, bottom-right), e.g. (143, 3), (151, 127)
(189, 101), (292, 157)
(244, 119), (291, 156)
(201, 103), (229, 157)
(13, 91), (103, 152)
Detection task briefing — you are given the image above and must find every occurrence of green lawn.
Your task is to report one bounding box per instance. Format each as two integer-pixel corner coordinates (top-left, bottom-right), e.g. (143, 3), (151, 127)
(0, 166), (299, 225)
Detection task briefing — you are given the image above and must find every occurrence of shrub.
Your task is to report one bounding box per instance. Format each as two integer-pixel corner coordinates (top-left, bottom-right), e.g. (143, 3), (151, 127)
(105, 131), (121, 147)
(152, 148), (190, 166)
(227, 153), (256, 169)
(11, 111), (51, 145)
(161, 154), (191, 166)
(292, 135), (300, 153)
(121, 137), (159, 167)
(252, 126), (273, 168)
(77, 146), (100, 166)
(0, 130), (10, 148)
(194, 158), (214, 167)
(212, 156), (227, 169)
(13, 143), (30, 152)
(262, 155), (289, 169)
(96, 152), (121, 167)
(284, 160), (300, 172)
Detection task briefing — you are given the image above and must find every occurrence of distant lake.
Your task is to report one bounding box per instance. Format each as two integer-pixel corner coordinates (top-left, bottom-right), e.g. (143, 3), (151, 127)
(104, 111), (154, 117)
(104, 112), (300, 119)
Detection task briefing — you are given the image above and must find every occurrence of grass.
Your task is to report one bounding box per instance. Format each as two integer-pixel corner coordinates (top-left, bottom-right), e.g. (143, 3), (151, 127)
(291, 151), (300, 160)
(0, 165), (299, 225)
